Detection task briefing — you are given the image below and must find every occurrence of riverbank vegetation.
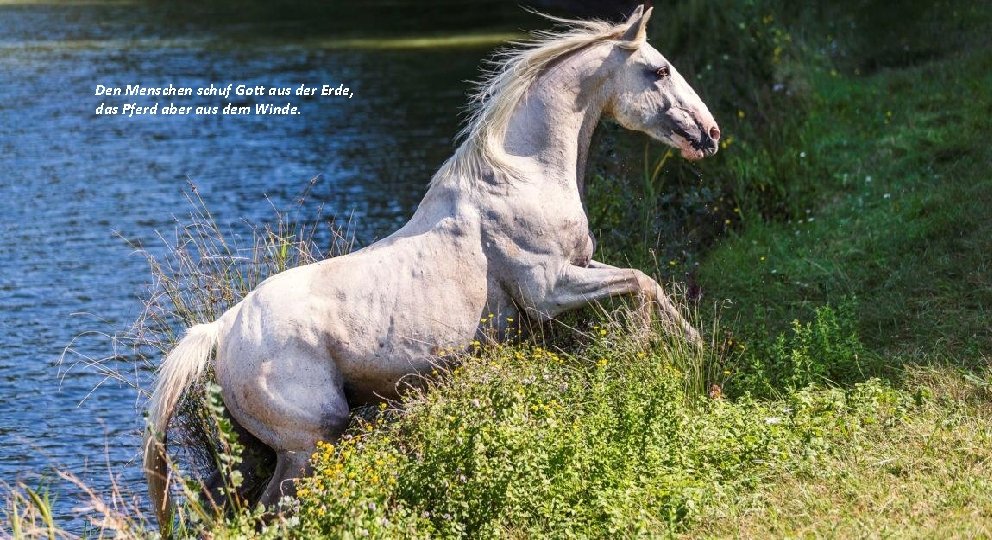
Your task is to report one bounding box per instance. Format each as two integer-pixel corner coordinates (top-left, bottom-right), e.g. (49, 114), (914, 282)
(5, 0), (991, 537)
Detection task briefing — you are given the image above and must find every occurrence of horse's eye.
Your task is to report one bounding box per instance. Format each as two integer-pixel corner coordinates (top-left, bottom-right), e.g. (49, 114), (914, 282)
(655, 65), (671, 78)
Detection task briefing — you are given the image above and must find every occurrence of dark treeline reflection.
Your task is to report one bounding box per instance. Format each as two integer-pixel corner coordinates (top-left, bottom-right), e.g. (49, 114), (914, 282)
(148, 0), (643, 39)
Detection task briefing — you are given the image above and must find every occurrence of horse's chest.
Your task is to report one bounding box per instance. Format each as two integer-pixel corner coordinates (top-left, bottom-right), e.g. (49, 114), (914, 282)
(572, 230), (595, 266)
(548, 214), (593, 265)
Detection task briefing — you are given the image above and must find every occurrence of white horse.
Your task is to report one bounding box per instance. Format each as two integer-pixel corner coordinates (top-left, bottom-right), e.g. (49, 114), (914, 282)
(144, 4), (719, 529)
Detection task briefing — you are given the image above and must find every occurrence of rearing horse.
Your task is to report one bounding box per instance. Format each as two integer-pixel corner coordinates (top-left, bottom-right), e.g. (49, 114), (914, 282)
(144, 4), (719, 528)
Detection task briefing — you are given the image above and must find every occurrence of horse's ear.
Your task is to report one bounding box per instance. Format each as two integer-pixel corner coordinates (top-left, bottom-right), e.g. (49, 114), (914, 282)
(624, 4), (644, 24)
(619, 5), (653, 49)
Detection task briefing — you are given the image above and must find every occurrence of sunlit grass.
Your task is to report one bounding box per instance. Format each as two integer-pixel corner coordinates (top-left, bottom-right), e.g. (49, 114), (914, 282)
(699, 365), (992, 537)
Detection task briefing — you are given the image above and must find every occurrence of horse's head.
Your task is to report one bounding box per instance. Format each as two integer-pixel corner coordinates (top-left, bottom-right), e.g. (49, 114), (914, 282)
(605, 5), (720, 161)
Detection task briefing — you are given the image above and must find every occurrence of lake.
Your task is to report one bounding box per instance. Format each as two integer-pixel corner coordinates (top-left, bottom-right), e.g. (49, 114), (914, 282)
(0, 0), (544, 527)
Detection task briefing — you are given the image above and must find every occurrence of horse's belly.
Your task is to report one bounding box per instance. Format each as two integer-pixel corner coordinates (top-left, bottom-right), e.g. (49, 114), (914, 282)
(313, 249), (489, 401)
(329, 300), (483, 401)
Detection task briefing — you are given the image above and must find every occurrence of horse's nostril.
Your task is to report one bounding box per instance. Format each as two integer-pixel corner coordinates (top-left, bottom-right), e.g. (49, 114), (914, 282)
(709, 126), (721, 141)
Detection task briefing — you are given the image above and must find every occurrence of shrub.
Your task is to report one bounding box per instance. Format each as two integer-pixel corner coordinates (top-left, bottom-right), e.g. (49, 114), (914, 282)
(730, 300), (868, 397)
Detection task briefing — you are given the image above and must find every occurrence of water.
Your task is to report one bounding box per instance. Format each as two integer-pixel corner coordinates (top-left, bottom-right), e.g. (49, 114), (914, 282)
(0, 0), (534, 526)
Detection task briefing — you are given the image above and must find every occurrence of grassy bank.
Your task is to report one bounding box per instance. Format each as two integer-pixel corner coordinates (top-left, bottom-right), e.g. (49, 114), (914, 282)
(213, 2), (991, 536)
(702, 45), (992, 359)
(685, 4), (992, 533)
(261, 1), (991, 537)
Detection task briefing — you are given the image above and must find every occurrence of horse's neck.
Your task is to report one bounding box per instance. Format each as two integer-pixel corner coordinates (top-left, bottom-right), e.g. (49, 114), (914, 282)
(502, 46), (611, 197)
(412, 45), (610, 226)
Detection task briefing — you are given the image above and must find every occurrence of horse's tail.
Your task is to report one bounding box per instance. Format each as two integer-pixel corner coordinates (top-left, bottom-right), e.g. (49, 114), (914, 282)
(142, 320), (221, 535)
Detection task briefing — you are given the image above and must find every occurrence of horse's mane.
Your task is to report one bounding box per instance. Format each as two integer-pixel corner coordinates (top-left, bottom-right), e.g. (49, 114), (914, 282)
(430, 14), (628, 188)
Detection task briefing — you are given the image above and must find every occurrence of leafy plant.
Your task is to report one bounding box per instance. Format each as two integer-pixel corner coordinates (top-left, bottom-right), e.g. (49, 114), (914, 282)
(730, 300), (868, 397)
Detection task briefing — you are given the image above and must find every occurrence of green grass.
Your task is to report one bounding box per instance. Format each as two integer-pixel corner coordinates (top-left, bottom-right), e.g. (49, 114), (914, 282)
(701, 366), (992, 537)
(253, 3), (992, 537)
(208, 331), (951, 538)
(701, 50), (992, 361)
(197, 28), (992, 536)
(675, 10), (992, 534)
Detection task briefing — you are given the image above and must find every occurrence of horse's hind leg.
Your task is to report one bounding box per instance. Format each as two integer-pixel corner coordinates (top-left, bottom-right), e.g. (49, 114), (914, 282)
(251, 386), (350, 509)
(260, 384), (349, 509)
(216, 345), (351, 511)
(261, 450), (313, 507)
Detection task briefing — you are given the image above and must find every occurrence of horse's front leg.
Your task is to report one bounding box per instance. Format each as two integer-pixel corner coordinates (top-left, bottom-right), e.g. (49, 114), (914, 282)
(526, 260), (701, 345)
(588, 260), (700, 345)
